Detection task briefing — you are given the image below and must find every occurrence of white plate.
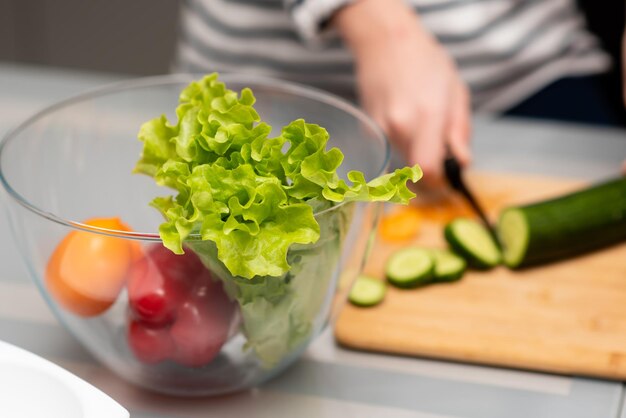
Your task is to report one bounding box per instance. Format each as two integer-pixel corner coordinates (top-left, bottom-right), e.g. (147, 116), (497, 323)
(0, 340), (129, 418)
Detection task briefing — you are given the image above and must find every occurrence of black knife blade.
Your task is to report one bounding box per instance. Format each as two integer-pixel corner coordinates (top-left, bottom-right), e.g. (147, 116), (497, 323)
(443, 154), (500, 245)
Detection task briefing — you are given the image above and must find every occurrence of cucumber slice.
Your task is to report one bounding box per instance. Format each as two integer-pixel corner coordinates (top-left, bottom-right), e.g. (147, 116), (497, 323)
(497, 177), (626, 268)
(498, 208), (529, 267)
(444, 218), (501, 269)
(431, 249), (466, 282)
(385, 248), (434, 288)
(349, 276), (387, 307)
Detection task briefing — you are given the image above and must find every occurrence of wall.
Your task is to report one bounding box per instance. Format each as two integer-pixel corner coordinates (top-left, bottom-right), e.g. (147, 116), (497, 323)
(0, 0), (180, 75)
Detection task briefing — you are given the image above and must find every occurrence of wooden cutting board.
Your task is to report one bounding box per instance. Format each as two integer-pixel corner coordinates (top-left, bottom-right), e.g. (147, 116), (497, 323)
(335, 171), (626, 380)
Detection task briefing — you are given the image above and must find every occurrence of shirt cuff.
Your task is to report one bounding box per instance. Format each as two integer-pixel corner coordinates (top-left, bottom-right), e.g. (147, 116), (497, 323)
(287, 0), (355, 46)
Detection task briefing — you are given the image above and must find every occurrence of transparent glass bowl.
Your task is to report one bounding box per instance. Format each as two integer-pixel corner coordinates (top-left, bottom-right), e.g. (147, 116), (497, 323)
(0, 74), (389, 396)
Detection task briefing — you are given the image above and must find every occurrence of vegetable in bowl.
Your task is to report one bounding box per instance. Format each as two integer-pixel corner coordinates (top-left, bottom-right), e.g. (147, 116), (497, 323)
(0, 71), (419, 395)
(134, 73), (422, 367)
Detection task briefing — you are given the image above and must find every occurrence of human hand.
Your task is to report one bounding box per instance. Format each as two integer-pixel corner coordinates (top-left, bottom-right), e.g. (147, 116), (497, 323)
(334, 0), (471, 185)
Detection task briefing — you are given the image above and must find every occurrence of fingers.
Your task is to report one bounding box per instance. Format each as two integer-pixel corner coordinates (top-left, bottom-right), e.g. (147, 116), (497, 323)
(409, 106), (447, 186)
(379, 93), (471, 188)
(383, 92), (464, 186)
(405, 80), (471, 186)
(446, 81), (472, 166)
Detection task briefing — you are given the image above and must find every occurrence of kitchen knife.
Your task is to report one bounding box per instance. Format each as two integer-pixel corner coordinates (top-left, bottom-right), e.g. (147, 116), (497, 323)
(443, 154), (500, 245)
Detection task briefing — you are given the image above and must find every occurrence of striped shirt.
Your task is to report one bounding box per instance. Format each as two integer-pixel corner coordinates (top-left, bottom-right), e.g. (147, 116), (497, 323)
(174, 0), (611, 112)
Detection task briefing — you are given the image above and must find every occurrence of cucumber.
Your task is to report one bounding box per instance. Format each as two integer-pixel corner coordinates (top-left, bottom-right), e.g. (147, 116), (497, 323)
(444, 218), (501, 269)
(431, 249), (467, 282)
(385, 248), (434, 288)
(497, 177), (626, 268)
(349, 276), (387, 307)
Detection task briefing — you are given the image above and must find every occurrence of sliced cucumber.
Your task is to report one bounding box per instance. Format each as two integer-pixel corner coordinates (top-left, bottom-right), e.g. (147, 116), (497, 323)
(498, 208), (529, 267)
(431, 249), (467, 282)
(444, 218), (501, 269)
(349, 276), (387, 307)
(385, 248), (434, 288)
(497, 177), (626, 268)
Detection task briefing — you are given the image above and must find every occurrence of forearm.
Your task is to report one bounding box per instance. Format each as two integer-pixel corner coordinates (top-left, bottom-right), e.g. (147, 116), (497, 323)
(334, 0), (423, 55)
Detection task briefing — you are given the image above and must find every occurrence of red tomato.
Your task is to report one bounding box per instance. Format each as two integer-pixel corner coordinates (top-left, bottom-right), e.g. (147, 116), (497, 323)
(126, 244), (237, 367)
(128, 320), (175, 364)
(170, 287), (236, 367)
(127, 245), (193, 326)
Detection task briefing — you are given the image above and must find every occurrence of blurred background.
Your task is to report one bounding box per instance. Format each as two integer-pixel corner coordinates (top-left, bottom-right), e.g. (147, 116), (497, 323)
(0, 0), (180, 75)
(0, 0), (622, 81)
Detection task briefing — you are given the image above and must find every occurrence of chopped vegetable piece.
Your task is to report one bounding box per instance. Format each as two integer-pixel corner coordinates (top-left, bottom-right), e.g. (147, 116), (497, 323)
(45, 217), (138, 317)
(497, 177), (626, 268)
(385, 248), (434, 288)
(378, 206), (421, 242)
(431, 249), (466, 282)
(349, 275), (387, 307)
(497, 209), (528, 268)
(444, 218), (501, 269)
(415, 198), (474, 223)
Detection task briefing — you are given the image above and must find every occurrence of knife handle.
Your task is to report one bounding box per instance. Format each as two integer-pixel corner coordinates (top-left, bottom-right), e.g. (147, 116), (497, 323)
(443, 153), (464, 193)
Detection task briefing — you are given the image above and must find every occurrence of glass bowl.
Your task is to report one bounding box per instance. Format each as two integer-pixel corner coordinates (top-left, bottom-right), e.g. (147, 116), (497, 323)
(0, 74), (389, 396)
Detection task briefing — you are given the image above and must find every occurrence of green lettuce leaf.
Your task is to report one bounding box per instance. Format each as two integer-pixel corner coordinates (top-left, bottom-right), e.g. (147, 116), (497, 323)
(135, 73), (422, 366)
(135, 73), (422, 280)
(187, 203), (350, 367)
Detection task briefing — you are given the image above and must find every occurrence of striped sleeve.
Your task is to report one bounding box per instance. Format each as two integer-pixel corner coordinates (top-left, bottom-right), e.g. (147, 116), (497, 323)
(286, 0), (355, 45)
(175, 0), (611, 113)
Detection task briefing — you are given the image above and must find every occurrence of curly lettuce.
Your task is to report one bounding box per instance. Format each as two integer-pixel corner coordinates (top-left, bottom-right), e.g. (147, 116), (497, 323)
(135, 73), (422, 280)
(135, 73), (422, 366)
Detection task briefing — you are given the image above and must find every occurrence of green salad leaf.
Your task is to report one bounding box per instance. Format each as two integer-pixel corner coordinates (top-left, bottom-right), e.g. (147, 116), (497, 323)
(186, 203), (350, 367)
(135, 73), (422, 279)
